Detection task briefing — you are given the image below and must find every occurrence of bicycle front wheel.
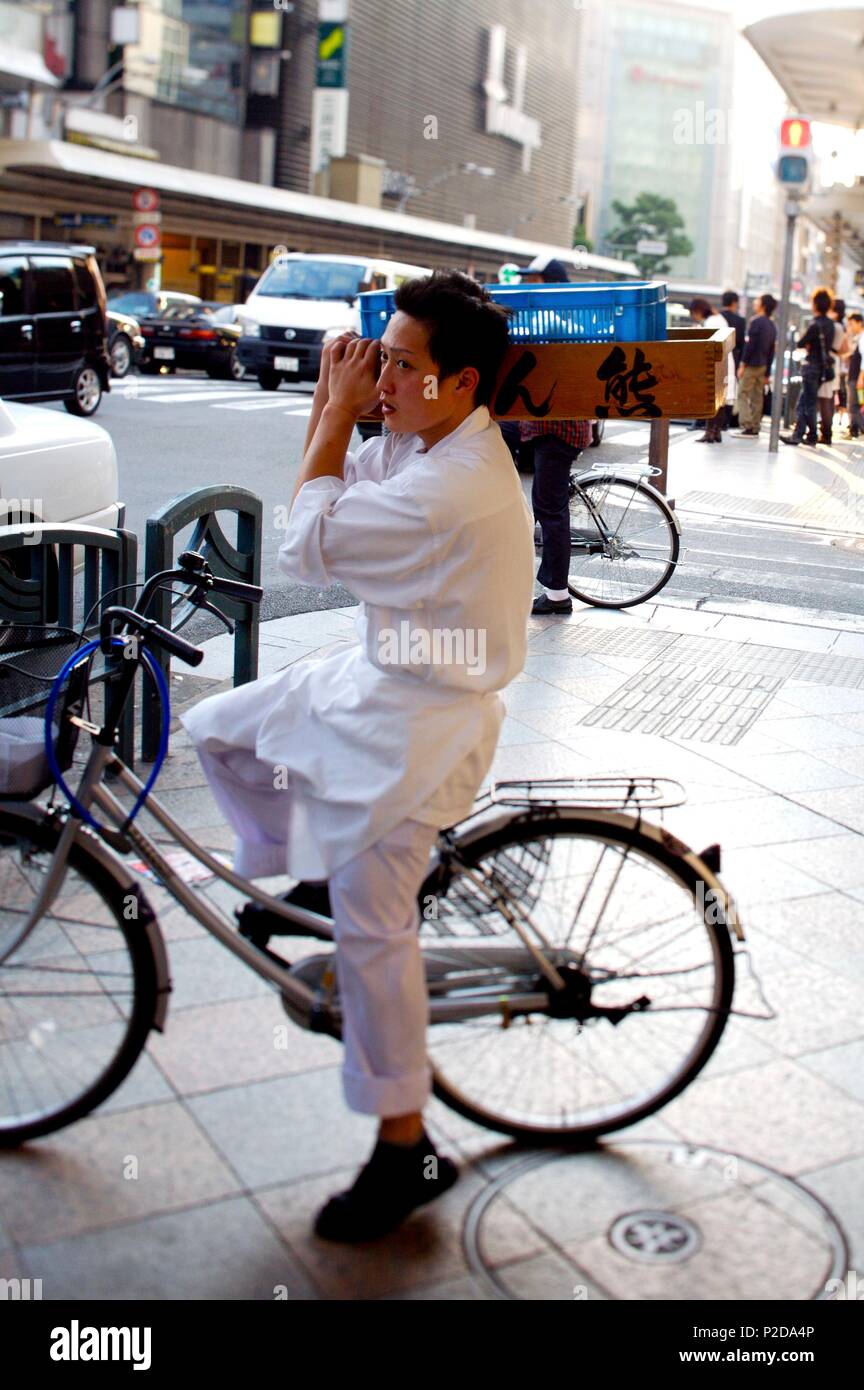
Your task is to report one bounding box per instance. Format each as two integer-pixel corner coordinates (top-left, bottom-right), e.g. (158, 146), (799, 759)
(426, 813), (735, 1143)
(568, 475), (679, 607)
(0, 807), (160, 1146)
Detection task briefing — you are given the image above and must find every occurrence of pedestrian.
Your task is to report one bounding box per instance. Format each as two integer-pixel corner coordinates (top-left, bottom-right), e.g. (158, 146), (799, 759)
(736, 293), (777, 436)
(181, 271), (535, 1242)
(720, 290), (746, 429)
(517, 254), (593, 615)
(689, 297), (736, 442)
(782, 287), (848, 446)
(843, 310), (862, 439)
(829, 298), (848, 434)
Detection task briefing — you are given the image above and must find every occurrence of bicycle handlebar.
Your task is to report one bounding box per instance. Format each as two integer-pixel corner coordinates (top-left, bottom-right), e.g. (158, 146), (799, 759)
(208, 574), (265, 604)
(100, 607), (204, 667)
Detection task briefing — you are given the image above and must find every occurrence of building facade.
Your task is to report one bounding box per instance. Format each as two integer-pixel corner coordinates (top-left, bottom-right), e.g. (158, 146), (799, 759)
(0, 0), (618, 297)
(578, 0), (735, 284)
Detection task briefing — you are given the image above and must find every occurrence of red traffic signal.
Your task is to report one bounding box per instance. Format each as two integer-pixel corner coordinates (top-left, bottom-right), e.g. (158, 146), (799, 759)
(778, 116), (812, 186)
(780, 118), (811, 150)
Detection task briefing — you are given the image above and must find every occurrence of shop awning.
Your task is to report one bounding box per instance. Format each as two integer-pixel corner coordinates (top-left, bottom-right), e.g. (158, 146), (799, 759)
(0, 138), (638, 278)
(743, 4), (864, 129)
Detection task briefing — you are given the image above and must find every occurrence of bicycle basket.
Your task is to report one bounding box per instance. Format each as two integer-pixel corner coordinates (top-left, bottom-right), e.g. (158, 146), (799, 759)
(434, 836), (553, 936)
(0, 625), (91, 800)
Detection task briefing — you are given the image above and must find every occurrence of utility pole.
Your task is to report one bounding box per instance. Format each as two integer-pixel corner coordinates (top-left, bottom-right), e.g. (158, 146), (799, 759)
(768, 194), (801, 454)
(768, 116), (813, 454)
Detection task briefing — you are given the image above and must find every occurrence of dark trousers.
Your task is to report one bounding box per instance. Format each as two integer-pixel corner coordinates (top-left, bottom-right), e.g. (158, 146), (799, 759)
(794, 366), (821, 441)
(532, 435), (581, 591)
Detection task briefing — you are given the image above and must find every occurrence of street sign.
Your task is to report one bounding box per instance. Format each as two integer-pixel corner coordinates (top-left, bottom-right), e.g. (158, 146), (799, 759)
(134, 224), (161, 250)
(132, 188), (160, 213)
(636, 238), (667, 256)
(132, 210), (161, 226)
(133, 248), (161, 263)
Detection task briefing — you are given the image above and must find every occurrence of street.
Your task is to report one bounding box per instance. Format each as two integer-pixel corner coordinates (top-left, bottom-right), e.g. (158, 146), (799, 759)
(47, 370), (864, 622)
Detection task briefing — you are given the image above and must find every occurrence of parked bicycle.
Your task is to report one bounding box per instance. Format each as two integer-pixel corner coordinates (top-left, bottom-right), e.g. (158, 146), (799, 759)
(564, 461), (680, 608)
(0, 553), (740, 1149)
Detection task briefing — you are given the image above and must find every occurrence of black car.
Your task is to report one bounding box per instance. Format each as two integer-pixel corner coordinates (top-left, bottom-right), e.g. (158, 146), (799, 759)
(137, 302), (243, 379)
(106, 308), (143, 378)
(0, 241), (111, 415)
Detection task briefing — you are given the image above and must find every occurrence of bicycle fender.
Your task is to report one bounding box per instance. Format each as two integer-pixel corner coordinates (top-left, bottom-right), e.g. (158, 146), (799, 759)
(576, 469), (682, 536)
(3, 803), (172, 1029)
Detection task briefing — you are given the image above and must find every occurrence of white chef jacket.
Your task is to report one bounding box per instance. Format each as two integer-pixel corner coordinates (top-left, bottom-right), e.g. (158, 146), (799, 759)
(181, 405), (535, 880)
(705, 313), (737, 404)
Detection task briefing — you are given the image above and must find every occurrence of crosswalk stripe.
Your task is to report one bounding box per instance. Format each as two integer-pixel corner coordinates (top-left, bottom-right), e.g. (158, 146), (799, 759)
(283, 407), (313, 416)
(138, 389), (268, 404)
(213, 397), (310, 411)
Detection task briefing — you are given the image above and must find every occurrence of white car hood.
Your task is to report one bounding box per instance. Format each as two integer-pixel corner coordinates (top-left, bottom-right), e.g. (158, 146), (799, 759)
(0, 400), (119, 524)
(243, 295), (361, 333)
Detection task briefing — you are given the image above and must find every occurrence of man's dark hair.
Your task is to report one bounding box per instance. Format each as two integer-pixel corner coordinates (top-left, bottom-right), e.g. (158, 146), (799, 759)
(393, 271), (511, 406)
(689, 297), (714, 320)
(721, 290), (739, 307)
(812, 287), (832, 315)
(832, 298), (846, 321)
(760, 294), (777, 316)
(849, 311), (863, 325)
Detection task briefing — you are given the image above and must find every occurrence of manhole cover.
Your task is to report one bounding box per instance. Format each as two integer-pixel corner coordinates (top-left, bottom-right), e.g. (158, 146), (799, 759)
(609, 1210), (701, 1264)
(463, 1140), (848, 1301)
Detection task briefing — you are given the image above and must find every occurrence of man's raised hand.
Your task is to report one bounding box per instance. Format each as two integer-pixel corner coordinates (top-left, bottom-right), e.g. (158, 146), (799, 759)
(328, 336), (381, 419)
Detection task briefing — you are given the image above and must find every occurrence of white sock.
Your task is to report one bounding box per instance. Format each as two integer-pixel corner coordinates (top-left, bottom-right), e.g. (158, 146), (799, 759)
(544, 588), (570, 601)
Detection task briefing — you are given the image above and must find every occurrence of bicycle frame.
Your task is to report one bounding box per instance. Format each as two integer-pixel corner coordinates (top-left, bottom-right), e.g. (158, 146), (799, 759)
(8, 729), (554, 1032)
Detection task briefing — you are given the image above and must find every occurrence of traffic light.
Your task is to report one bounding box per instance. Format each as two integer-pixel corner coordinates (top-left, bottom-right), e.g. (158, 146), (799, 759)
(777, 117), (812, 188)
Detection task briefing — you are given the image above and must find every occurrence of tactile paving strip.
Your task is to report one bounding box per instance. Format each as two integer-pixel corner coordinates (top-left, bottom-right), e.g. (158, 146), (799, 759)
(580, 659), (783, 744)
(535, 626), (864, 742)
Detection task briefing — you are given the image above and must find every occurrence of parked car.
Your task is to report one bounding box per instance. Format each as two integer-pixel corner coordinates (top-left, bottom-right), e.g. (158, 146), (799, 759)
(0, 398), (122, 531)
(137, 302), (243, 379)
(107, 289), (201, 320)
(106, 308), (143, 378)
(237, 253), (430, 390)
(0, 241), (111, 416)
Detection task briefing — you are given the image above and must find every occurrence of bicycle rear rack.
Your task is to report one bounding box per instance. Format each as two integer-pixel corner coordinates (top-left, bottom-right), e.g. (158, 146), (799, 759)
(488, 776), (687, 811)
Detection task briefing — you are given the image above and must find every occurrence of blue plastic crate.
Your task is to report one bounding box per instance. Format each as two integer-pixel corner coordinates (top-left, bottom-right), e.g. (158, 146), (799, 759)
(358, 281), (667, 344)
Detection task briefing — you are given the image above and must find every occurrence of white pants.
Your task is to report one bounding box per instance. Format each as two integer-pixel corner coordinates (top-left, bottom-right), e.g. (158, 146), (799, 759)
(196, 745), (438, 1117)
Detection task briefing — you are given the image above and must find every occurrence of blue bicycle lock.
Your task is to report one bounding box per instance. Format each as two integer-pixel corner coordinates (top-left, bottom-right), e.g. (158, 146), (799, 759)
(44, 636), (171, 831)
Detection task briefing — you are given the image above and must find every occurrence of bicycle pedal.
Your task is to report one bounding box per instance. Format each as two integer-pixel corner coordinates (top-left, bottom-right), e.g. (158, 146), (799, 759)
(235, 881), (332, 946)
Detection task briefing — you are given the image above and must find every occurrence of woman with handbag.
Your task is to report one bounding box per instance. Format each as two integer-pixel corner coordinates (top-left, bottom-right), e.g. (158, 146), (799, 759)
(782, 287), (848, 446)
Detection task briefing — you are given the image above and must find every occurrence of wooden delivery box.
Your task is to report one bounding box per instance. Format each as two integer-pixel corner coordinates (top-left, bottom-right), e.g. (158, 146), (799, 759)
(489, 325), (735, 422)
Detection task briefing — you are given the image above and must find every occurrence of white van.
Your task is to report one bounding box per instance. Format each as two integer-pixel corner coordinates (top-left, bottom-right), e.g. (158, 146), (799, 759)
(236, 252), (430, 391)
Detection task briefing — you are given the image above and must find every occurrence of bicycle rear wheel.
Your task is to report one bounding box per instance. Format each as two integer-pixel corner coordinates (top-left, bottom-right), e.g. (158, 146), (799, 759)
(568, 475), (679, 607)
(425, 813), (734, 1143)
(0, 807), (160, 1146)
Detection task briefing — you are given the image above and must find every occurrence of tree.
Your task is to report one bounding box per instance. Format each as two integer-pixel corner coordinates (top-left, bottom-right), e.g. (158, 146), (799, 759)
(605, 193), (693, 276)
(572, 222), (593, 253)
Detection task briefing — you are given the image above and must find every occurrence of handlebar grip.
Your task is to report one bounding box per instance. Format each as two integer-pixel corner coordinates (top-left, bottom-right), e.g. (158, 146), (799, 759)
(147, 622), (204, 668)
(209, 575), (264, 604)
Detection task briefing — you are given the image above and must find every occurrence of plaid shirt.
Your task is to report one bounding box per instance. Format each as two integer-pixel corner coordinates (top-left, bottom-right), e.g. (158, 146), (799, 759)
(519, 419), (593, 449)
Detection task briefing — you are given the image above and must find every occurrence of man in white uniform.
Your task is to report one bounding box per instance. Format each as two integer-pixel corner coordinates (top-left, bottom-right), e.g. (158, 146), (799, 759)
(182, 272), (535, 1241)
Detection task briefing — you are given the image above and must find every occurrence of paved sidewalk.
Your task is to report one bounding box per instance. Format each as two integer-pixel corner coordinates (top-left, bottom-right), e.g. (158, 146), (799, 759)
(664, 420), (864, 534)
(2, 588), (864, 1301)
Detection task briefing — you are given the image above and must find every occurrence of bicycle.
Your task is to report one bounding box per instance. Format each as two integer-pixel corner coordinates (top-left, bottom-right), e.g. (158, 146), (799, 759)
(0, 552), (742, 1149)
(565, 461), (680, 608)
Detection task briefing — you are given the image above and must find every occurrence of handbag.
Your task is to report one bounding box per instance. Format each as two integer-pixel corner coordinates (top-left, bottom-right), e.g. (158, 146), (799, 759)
(815, 319), (836, 385)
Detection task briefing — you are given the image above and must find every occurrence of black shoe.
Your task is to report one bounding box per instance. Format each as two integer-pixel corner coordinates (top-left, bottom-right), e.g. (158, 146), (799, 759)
(314, 1133), (459, 1243)
(780, 434), (801, 446)
(236, 879), (332, 946)
(532, 593), (573, 616)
